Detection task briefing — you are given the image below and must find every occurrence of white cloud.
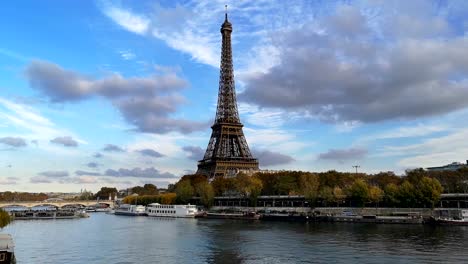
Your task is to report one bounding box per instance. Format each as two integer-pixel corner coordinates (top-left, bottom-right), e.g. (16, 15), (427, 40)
(118, 50), (136, 60)
(102, 5), (150, 35)
(378, 128), (468, 168)
(362, 123), (448, 142)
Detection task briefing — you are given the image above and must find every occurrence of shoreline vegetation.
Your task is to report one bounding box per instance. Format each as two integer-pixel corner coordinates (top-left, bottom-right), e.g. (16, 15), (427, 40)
(3, 168), (468, 210)
(122, 168), (466, 210)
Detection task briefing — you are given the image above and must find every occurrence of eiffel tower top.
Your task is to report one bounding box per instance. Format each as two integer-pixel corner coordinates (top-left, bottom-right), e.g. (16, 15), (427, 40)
(215, 5), (240, 125)
(221, 5), (232, 32)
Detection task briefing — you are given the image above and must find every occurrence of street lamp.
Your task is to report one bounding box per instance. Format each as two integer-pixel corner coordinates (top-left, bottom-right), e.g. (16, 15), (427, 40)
(352, 165), (361, 174)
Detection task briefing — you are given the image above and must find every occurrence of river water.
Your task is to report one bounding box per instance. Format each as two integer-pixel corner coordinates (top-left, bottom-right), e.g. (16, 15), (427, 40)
(4, 213), (468, 263)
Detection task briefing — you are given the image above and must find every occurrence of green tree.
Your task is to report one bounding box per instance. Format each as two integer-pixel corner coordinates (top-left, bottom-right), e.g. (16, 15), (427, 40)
(417, 177), (443, 208)
(79, 190), (94, 201)
(398, 181), (416, 207)
(274, 174), (298, 195)
(131, 184), (159, 196)
(175, 180), (194, 204)
(0, 209), (11, 229)
(196, 182), (214, 208)
(384, 183), (399, 207)
(94, 187), (118, 200)
(346, 179), (370, 207)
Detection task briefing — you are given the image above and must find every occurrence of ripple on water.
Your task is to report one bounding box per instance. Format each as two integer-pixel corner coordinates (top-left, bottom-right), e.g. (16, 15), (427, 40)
(4, 215), (468, 264)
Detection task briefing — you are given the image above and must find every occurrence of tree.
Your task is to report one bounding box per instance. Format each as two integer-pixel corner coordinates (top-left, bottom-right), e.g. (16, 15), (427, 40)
(417, 177), (443, 208)
(274, 174), (298, 195)
(212, 176), (233, 196)
(94, 187), (118, 200)
(234, 174), (263, 204)
(368, 186), (383, 205)
(384, 183), (399, 207)
(131, 184), (159, 196)
(299, 173), (319, 203)
(196, 182), (214, 208)
(333, 187), (346, 207)
(319, 186), (334, 206)
(0, 209), (11, 229)
(346, 179), (369, 207)
(235, 173), (251, 197)
(79, 190), (94, 200)
(249, 176), (263, 205)
(175, 180), (194, 204)
(398, 181), (416, 207)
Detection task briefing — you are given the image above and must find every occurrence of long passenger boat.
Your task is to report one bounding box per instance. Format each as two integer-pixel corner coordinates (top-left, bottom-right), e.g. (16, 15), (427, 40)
(114, 204), (146, 216)
(146, 203), (198, 218)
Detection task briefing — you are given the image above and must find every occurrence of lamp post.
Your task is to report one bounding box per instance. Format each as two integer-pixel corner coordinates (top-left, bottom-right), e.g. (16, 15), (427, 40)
(352, 165), (360, 174)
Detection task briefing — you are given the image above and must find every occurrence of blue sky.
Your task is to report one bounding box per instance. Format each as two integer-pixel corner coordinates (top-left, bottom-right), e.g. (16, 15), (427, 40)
(1, 0), (468, 192)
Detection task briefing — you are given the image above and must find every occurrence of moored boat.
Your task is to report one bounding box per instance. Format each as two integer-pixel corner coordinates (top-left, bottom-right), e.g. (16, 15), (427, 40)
(205, 211), (260, 220)
(331, 212), (423, 224)
(260, 211), (310, 222)
(114, 204), (146, 216)
(4, 204), (86, 220)
(431, 209), (468, 225)
(0, 234), (15, 264)
(146, 203), (197, 218)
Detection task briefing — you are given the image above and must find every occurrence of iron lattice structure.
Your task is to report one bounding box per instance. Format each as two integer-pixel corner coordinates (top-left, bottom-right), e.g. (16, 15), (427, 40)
(197, 13), (259, 179)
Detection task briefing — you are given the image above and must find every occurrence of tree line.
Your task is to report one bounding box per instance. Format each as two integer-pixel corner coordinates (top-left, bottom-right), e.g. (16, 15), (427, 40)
(0, 192), (48, 202)
(165, 169), (449, 208)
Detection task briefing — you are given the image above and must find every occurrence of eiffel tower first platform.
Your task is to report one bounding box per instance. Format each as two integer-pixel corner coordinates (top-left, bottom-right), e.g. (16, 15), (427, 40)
(196, 12), (259, 179)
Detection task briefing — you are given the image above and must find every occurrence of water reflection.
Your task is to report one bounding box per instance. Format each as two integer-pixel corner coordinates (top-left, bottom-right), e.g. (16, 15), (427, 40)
(4, 214), (468, 263)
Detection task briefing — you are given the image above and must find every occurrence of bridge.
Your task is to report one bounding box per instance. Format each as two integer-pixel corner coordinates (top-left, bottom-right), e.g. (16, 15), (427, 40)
(0, 200), (114, 209)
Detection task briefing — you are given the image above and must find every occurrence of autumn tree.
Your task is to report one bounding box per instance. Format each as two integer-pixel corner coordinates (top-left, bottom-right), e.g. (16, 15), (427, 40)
(346, 179), (370, 207)
(299, 173), (319, 203)
(196, 182), (214, 208)
(0, 209), (10, 229)
(319, 186), (334, 206)
(175, 180), (194, 204)
(333, 187), (346, 207)
(368, 186), (383, 205)
(234, 174), (263, 204)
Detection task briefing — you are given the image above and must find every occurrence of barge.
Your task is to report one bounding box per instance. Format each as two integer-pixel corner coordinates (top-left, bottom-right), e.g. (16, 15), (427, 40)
(0, 234), (15, 264)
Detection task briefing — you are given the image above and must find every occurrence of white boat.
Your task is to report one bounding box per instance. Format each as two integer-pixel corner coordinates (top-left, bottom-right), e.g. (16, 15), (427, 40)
(146, 203), (198, 218)
(0, 234), (15, 264)
(432, 209), (468, 225)
(114, 204), (146, 216)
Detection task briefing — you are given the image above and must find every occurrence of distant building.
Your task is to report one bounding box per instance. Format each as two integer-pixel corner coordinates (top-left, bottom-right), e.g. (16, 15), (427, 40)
(427, 160), (468, 172)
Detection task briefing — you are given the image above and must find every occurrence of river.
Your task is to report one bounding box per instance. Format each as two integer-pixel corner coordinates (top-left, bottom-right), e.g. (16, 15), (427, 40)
(4, 213), (468, 263)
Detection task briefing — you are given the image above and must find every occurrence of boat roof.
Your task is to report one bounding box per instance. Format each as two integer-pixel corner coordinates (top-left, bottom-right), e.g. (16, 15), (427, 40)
(0, 234), (14, 252)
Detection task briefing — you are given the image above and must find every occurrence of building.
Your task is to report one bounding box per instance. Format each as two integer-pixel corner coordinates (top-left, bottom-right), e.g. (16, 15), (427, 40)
(427, 160), (468, 172)
(196, 12), (259, 179)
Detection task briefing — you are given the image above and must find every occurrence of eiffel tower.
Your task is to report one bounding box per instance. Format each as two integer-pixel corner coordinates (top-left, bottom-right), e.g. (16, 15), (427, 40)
(197, 11), (259, 179)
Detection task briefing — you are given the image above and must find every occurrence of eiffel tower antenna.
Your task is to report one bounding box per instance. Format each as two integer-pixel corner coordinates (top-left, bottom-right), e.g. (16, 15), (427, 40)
(196, 11), (259, 179)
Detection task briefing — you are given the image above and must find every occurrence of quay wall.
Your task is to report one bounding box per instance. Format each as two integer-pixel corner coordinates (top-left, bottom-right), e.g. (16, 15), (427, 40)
(210, 206), (434, 216)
